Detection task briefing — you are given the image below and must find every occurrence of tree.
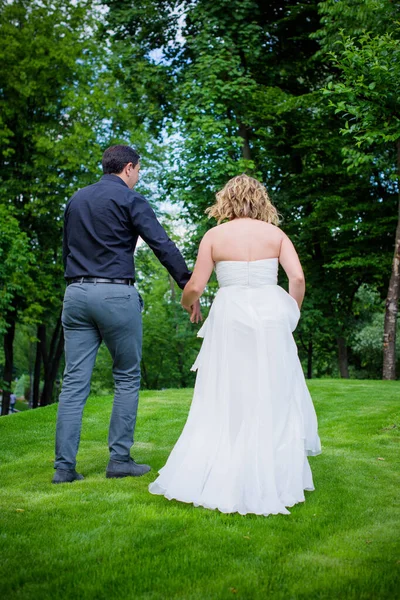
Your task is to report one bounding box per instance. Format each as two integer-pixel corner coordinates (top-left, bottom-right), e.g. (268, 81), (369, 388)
(0, 206), (32, 414)
(0, 0), (97, 408)
(0, 207), (32, 333)
(322, 24), (400, 378)
(105, 0), (398, 380)
(0, 0), (145, 409)
(134, 239), (203, 390)
(350, 284), (400, 378)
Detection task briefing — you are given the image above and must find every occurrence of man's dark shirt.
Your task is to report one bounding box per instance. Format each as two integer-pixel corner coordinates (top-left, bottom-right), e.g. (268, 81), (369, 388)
(63, 174), (191, 289)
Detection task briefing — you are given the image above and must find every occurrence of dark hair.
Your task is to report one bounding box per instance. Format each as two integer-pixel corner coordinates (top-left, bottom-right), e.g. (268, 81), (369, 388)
(102, 145), (140, 174)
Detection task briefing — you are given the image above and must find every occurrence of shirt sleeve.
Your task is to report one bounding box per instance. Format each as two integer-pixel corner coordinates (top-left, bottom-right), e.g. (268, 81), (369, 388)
(129, 193), (192, 289)
(62, 204), (70, 273)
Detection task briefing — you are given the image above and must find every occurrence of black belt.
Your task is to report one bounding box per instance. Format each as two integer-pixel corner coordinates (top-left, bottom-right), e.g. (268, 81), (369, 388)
(67, 277), (134, 286)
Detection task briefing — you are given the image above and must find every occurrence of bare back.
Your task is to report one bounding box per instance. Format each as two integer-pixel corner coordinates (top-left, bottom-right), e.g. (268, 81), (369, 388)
(210, 218), (282, 262)
(209, 218), (302, 281)
(183, 217), (305, 309)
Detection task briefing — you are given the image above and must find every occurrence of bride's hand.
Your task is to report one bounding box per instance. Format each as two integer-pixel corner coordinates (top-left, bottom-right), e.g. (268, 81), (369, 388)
(182, 299), (202, 323)
(190, 300), (203, 324)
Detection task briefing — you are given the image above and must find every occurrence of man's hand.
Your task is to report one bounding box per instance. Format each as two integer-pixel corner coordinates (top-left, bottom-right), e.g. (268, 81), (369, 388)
(182, 299), (203, 323)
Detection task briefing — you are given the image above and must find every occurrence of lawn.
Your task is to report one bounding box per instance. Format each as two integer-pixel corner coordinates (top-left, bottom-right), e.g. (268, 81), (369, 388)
(15, 399), (29, 412)
(0, 380), (399, 600)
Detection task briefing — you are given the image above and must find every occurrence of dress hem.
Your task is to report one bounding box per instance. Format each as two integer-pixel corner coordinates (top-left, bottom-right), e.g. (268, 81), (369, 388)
(148, 484), (316, 517)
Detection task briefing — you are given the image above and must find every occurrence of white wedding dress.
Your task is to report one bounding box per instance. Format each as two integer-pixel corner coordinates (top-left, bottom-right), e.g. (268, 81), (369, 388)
(149, 259), (321, 516)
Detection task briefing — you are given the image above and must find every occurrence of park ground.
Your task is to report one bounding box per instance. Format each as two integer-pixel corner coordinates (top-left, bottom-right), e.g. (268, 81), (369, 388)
(0, 379), (399, 600)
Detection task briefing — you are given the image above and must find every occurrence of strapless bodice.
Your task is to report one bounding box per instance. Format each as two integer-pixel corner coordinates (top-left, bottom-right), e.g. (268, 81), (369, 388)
(215, 258), (278, 287)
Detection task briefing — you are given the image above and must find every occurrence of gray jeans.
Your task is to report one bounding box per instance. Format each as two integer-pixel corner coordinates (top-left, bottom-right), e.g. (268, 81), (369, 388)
(55, 282), (143, 470)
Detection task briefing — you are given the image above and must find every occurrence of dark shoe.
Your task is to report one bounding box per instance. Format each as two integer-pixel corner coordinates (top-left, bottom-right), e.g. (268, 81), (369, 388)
(106, 457), (151, 479)
(52, 469), (84, 484)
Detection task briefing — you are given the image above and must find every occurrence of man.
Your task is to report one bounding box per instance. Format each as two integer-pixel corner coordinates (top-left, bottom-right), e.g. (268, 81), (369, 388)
(53, 145), (200, 484)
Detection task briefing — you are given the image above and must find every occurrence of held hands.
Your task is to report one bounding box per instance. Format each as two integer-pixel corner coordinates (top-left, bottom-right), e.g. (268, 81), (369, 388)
(181, 299), (203, 324)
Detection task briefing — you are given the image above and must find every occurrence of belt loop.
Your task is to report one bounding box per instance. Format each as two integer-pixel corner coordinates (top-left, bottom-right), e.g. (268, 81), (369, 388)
(80, 277), (84, 285)
(94, 277), (97, 286)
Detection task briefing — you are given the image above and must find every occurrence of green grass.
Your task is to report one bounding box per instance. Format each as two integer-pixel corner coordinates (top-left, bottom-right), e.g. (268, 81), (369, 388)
(15, 399), (29, 412)
(0, 380), (399, 600)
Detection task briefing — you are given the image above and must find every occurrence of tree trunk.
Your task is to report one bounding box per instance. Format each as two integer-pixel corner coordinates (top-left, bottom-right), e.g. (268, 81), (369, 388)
(307, 338), (313, 379)
(298, 333), (312, 379)
(337, 336), (349, 379)
(48, 327), (64, 403)
(28, 336), (34, 408)
(382, 139), (400, 380)
(32, 325), (42, 409)
(238, 122), (251, 161)
(1, 315), (16, 416)
(40, 316), (64, 406)
(141, 359), (149, 389)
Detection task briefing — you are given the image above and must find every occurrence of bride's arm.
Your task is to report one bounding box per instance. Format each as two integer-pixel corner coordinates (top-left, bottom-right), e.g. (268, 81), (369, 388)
(181, 231), (214, 311)
(279, 233), (305, 309)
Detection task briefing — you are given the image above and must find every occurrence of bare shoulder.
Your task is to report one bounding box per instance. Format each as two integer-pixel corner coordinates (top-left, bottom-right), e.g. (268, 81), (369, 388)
(198, 227), (217, 250)
(202, 222), (229, 240)
(204, 220), (284, 239)
(277, 226), (288, 236)
(263, 222), (283, 233)
(259, 222), (285, 240)
(279, 228), (293, 242)
(201, 227), (217, 241)
(212, 222), (231, 232)
(244, 220), (283, 234)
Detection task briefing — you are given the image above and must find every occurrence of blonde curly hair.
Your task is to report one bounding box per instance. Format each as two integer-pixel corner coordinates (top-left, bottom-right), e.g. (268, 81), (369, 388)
(206, 174), (280, 225)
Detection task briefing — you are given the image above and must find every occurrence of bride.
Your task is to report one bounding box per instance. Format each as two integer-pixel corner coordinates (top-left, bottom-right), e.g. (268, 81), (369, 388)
(149, 174), (321, 516)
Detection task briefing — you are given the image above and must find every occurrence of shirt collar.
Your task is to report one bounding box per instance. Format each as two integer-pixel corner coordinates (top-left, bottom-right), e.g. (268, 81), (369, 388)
(101, 174), (129, 188)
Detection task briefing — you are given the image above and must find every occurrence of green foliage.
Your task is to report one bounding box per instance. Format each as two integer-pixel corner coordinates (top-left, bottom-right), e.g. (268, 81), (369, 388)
(11, 324), (36, 378)
(91, 344), (115, 396)
(105, 0), (323, 235)
(0, 206), (32, 331)
(0, 0), (161, 400)
(323, 28), (400, 169)
(350, 285), (400, 377)
(135, 244), (202, 389)
(317, 0), (400, 379)
(318, 0), (399, 171)
(94, 0), (400, 381)
(0, 0), (142, 324)
(316, 0), (398, 46)
(13, 374), (28, 399)
(1, 0), (398, 386)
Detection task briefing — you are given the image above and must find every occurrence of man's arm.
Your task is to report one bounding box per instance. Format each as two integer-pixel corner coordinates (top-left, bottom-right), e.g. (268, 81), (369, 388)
(129, 193), (191, 289)
(62, 206), (69, 272)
